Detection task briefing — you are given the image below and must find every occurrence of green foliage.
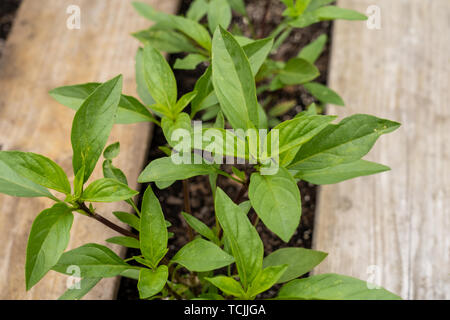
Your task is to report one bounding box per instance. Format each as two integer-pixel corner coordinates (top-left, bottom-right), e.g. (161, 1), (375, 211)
(52, 244), (131, 278)
(71, 75), (122, 182)
(212, 27), (259, 130)
(0, 151), (70, 196)
(49, 83), (158, 125)
(171, 238), (234, 272)
(249, 168), (301, 242)
(140, 186), (168, 269)
(215, 188), (263, 290)
(138, 266), (168, 299)
(263, 247), (328, 283)
(1, 0), (402, 301)
(58, 278), (101, 300)
(25, 203), (73, 290)
(81, 178), (138, 202)
(278, 273), (401, 300)
(208, 0), (232, 33)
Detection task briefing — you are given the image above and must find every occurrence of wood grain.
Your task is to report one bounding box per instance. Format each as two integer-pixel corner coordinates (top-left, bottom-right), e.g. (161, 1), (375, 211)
(0, 0), (178, 299)
(313, 0), (450, 299)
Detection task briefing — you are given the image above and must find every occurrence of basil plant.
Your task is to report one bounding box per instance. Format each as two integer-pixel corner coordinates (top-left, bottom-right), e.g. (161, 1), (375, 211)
(0, 0), (401, 300)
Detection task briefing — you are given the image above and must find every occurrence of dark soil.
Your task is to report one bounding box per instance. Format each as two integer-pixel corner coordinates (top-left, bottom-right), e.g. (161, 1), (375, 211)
(117, 0), (333, 300)
(0, 0), (21, 57)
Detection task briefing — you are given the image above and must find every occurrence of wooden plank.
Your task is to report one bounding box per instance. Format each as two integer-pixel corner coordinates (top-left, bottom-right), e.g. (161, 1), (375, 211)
(0, 0), (178, 299)
(313, 0), (449, 299)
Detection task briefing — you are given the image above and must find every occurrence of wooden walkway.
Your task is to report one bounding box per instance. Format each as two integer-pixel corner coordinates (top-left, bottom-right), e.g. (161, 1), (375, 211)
(313, 0), (449, 299)
(0, 0), (178, 299)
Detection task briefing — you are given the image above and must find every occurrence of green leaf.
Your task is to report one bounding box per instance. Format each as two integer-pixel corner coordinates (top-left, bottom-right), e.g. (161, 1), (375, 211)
(214, 110), (225, 129)
(142, 45), (177, 112)
(227, 0), (246, 15)
(305, 0), (335, 12)
(289, 11), (320, 28)
(50, 83), (156, 125)
(212, 27), (259, 130)
(231, 167), (246, 182)
(198, 127), (250, 160)
(49, 82), (99, 110)
(161, 112), (192, 147)
(205, 276), (246, 298)
(234, 35), (254, 46)
(191, 67), (218, 117)
(263, 248), (328, 283)
(248, 167), (301, 242)
(0, 151), (70, 194)
(269, 100), (296, 117)
(53, 243), (130, 278)
(103, 142), (120, 160)
(135, 2), (212, 52)
(271, 114), (337, 154)
(281, 0), (294, 8)
(187, 0), (209, 21)
(106, 236), (140, 249)
(0, 174), (50, 202)
(283, 0), (311, 17)
(315, 6), (367, 21)
(133, 27), (200, 54)
(174, 91), (198, 114)
(278, 274), (401, 300)
(102, 160), (128, 185)
(117, 95), (158, 124)
(81, 178), (138, 203)
(140, 186), (168, 268)
(238, 200), (252, 214)
(135, 48), (155, 106)
(120, 268), (140, 280)
(247, 265), (288, 298)
(242, 37), (274, 76)
(194, 293), (225, 300)
(174, 54), (207, 70)
(73, 165), (85, 198)
(171, 15), (212, 52)
(181, 212), (218, 242)
(112, 211), (140, 231)
(132, 2), (172, 25)
(71, 75), (122, 182)
(279, 58), (319, 85)
(215, 188), (263, 289)
(288, 114), (401, 171)
(208, 0), (232, 34)
(58, 278), (101, 300)
(304, 82), (344, 106)
(269, 75), (285, 91)
(294, 0), (311, 15)
(298, 34), (327, 64)
(155, 180), (175, 190)
(171, 238), (234, 272)
(138, 157), (216, 183)
(138, 265), (169, 299)
(295, 159), (390, 184)
(25, 203), (74, 290)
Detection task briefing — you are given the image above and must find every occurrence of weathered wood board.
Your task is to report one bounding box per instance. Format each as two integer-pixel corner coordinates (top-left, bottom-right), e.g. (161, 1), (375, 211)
(0, 0), (178, 299)
(313, 0), (449, 299)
